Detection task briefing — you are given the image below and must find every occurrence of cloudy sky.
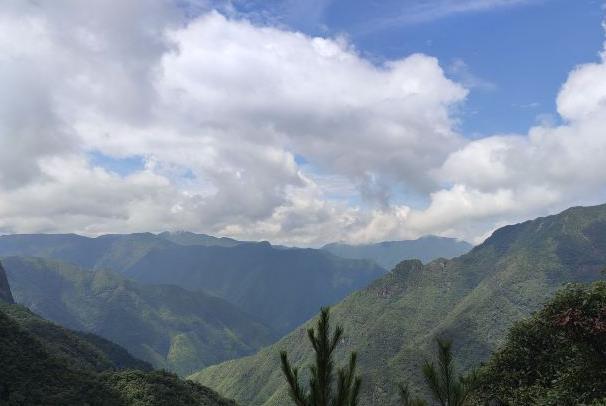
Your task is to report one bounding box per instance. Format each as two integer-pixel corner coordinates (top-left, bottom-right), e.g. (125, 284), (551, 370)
(1, 0), (605, 246)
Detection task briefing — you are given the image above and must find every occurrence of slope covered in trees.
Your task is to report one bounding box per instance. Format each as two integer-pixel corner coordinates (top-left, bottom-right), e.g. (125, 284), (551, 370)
(123, 243), (385, 334)
(0, 260), (13, 304)
(0, 262), (235, 406)
(191, 203), (606, 405)
(4, 256), (275, 375)
(322, 236), (472, 270)
(473, 281), (606, 405)
(0, 233), (386, 334)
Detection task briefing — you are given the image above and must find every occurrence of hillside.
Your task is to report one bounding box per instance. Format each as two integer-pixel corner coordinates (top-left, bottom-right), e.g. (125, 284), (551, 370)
(0, 262), (234, 405)
(0, 233), (386, 333)
(191, 203), (606, 405)
(123, 242), (386, 334)
(0, 261), (13, 304)
(322, 236), (473, 269)
(0, 304), (235, 405)
(4, 256), (275, 375)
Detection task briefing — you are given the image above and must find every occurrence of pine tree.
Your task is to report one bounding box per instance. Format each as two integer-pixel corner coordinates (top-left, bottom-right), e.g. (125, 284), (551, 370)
(421, 339), (476, 406)
(399, 384), (428, 406)
(280, 307), (361, 406)
(400, 339), (477, 406)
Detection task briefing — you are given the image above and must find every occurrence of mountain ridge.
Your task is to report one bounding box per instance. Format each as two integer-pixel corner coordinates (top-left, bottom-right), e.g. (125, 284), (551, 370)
(3, 255), (276, 375)
(191, 203), (606, 405)
(322, 235), (473, 269)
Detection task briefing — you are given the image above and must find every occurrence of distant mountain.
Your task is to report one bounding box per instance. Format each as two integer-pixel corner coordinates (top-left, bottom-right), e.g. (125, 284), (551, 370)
(158, 231), (244, 247)
(0, 261), (13, 304)
(0, 232), (387, 334)
(3, 256), (276, 375)
(191, 203), (606, 405)
(0, 232), (240, 272)
(322, 236), (472, 270)
(123, 242), (386, 334)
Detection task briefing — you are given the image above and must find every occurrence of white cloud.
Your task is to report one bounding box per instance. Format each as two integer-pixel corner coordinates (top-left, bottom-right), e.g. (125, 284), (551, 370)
(1, 1), (606, 247)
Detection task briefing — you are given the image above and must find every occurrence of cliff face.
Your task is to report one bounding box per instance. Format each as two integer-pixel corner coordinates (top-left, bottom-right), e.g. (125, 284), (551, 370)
(0, 261), (14, 304)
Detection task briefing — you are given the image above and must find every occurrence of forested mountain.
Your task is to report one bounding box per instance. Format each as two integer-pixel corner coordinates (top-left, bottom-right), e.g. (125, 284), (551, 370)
(322, 235), (473, 269)
(123, 243), (385, 334)
(0, 261), (13, 304)
(158, 231), (244, 247)
(3, 256), (275, 375)
(0, 233), (386, 333)
(191, 203), (606, 405)
(0, 263), (235, 405)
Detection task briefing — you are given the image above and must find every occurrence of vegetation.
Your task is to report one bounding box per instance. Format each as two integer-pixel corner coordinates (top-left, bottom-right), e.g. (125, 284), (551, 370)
(0, 261), (13, 304)
(4, 256), (275, 375)
(191, 203), (606, 405)
(0, 305), (234, 405)
(472, 282), (606, 405)
(400, 339), (476, 406)
(323, 236), (472, 270)
(281, 307), (361, 406)
(0, 232), (385, 334)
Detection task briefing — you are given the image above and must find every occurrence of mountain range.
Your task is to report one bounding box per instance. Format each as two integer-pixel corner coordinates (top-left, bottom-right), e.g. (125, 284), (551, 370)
(2, 256), (275, 375)
(190, 203), (606, 405)
(0, 231), (471, 335)
(0, 263), (235, 405)
(322, 235), (472, 270)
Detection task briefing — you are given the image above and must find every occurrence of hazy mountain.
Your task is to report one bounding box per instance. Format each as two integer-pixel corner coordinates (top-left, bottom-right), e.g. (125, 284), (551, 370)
(0, 261), (13, 304)
(158, 231), (244, 247)
(3, 256), (276, 375)
(322, 235), (473, 269)
(123, 242), (386, 334)
(0, 233), (385, 333)
(191, 203), (606, 405)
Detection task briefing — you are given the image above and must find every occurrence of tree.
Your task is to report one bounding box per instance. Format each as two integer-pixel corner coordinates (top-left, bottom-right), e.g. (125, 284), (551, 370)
(421, 339), (476, 406)
(400, 339), (476, 406)
(280, 307), (361, 406)
(399, 384), (428, 406)
(473, 282), (606, 405)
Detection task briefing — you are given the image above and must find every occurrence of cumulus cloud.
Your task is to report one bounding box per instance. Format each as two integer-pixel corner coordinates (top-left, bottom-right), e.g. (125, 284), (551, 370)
(1, 0), (606, 246)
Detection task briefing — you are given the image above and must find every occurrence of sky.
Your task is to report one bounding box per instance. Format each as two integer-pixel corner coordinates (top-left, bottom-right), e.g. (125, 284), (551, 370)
(1, 0), (606, 246)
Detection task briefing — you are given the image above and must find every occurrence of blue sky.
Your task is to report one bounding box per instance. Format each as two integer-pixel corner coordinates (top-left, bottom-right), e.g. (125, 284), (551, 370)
(235, 0), (605, 136)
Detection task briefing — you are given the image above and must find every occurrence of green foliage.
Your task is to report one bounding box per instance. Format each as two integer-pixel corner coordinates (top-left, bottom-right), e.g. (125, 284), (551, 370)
(102, 370), (236, 406)
(322, 236), (472, 270)
(0, 304), (234, 405)
(399, 384), (428, 406)
(0, 233), (385, 335)
(280, 308), (361, 406)
(4, 256), (275, 375)
(420, 339), (476, 406)
(472, 281), (606, 405)
(0, 302), (151, 372)
(191, 203), (606, 405)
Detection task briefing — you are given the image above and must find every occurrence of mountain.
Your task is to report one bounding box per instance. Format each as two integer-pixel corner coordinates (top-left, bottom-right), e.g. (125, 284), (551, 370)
(322, 235), (473, 270)
(158, 231), (244, 247)
(0, 263), (234, 405)
(190, 203), (606, 405)
(3, 256), (276, 375)
(0, 303), (235, 405)
(0, 261), (13, 304)
(0, 233), (385, 333)
(123, 242), (386, 334)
